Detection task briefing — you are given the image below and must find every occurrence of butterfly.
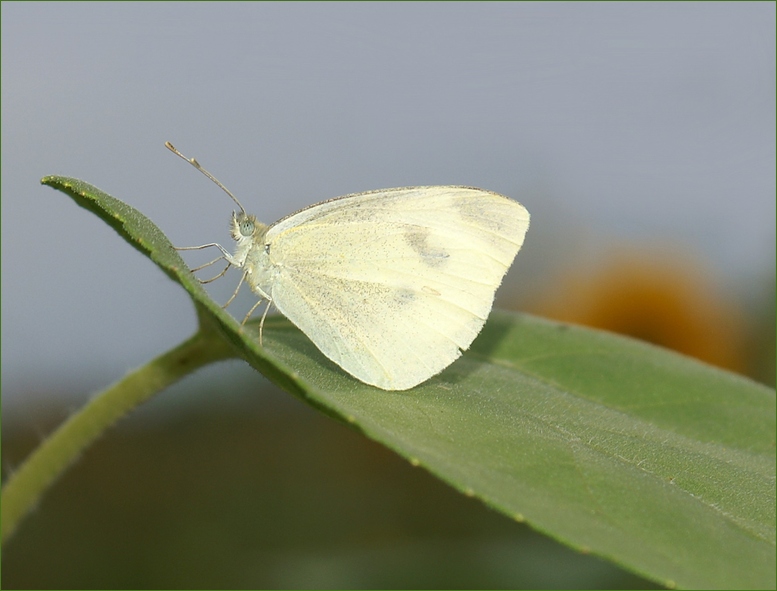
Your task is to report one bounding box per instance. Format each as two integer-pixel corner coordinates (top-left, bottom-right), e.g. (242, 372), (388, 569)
(167, 142), (530, 390)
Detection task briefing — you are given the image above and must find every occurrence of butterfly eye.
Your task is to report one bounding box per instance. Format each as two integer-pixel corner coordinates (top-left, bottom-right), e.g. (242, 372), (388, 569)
(239, 218), (254, 237)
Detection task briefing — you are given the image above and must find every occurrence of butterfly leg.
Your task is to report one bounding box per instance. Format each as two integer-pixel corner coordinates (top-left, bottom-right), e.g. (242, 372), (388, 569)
(241, 296), (265, 327)
(222, 272), (245, 309)
(258, 300), (273, 346)
(240, 298), (273, 345)
(190, 257), (231, 284)
(176, 243), (246, 307)
(175, 244), (236, 281)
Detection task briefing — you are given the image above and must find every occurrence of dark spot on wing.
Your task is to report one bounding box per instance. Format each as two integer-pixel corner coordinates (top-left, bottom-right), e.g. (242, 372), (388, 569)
(394, 287), (416, 306)
(404, 225), (450, 268)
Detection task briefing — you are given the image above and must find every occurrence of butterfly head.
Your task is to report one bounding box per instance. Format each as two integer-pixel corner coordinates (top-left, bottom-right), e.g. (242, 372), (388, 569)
(231, 210), (263, 241)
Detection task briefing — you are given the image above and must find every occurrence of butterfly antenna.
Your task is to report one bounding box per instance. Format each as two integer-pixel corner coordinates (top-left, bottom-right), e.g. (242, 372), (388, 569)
(165, 141), (248, 215)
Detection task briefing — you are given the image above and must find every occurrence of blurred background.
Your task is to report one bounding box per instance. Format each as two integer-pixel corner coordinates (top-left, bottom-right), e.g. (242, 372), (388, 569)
(2, 2), (773, 588)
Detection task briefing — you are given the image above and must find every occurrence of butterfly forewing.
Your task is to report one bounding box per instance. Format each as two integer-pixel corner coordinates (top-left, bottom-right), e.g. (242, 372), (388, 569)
(255, 186), (529, 390)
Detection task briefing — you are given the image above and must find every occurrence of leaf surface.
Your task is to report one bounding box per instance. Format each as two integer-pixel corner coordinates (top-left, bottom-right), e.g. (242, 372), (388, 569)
(43, 175), (776, 589)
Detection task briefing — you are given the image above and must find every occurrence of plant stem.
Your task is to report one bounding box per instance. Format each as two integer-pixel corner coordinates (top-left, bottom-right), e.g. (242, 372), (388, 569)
(1, 328), (236, 545)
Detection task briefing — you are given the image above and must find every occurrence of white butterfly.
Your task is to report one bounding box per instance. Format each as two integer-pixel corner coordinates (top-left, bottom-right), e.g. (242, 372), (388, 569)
(167, 143), (530, 390)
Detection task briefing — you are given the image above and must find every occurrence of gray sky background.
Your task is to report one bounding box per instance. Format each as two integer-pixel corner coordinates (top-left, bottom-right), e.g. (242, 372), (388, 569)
(2, 2), (774, 409)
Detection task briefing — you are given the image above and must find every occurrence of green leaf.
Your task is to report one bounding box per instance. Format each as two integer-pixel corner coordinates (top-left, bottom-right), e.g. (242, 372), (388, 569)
(42, 176), (776, 589)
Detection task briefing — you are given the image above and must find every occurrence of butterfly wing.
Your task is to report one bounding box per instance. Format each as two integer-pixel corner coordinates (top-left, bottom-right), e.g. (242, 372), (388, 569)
(259, 186), (529, 390)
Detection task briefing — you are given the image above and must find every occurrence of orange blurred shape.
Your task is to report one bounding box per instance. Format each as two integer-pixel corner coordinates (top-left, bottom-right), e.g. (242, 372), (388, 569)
(528, 251), (748, 374)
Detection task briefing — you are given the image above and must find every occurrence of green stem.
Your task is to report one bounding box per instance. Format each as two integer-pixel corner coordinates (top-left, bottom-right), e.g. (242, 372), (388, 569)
(1, 327), (237, 545)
